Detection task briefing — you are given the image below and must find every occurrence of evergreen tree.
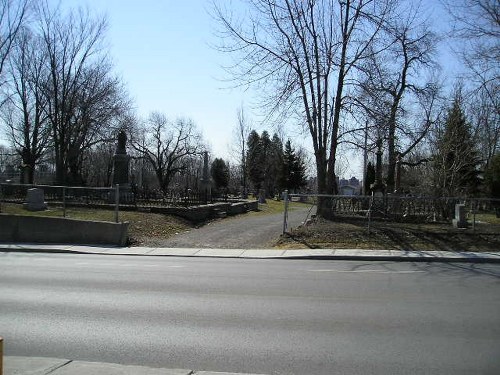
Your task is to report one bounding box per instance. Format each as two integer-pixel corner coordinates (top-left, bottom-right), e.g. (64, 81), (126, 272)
(484, 153), (500, 198)
(211, 158), (230, 192)
(246, 130), (263, 190)
(281, 140), (307, 192)
(266, 133), (284, 196)
(433, 95), (481, 197)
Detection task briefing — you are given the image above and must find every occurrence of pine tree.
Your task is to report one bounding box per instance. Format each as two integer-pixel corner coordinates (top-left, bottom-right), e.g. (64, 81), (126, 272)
(433, 95), (481, 197)
(267, 133), (284, 196)
(246, 130), (264, 191)
(211, 158), (230, 192)
(281, 140), (307, 192)
(484, 153), (500, 198)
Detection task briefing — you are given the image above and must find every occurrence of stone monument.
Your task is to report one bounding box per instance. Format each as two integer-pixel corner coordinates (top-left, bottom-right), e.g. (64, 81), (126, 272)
(258, 188), (267, 204)
(199, 151), (212, 203)
(23, 188), (47, 211)
(370, 139), (386, 196)
(111, 130), (133, 203)
(452, 203), (468, 228)
(112, 130), (131, 188)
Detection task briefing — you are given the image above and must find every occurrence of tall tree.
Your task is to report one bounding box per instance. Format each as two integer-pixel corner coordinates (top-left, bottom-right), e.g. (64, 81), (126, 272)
(484, 152), (500, 198)
(355, 2), (440, 192)
(214, 0), (395, 218)
(246, 130), (263, 191)
(433, 93), (481, 197)
(0, 0), (31, 84)
(2, 28), (49, 183)
(281, 139), (307, 192)
(131, 112), (204, 195)
(232, 106), (251, 196)
(444, 0), (499, 171)
(37, 3), (126, 185)
(211, 157), (230, 192)
(444, 0), (499, 100)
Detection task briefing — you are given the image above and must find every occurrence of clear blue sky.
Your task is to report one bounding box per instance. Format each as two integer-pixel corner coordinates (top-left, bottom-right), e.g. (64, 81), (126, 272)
(5, 1), (460, 179)
(64, 0), (458, 178)
(59, 0), (253, 162)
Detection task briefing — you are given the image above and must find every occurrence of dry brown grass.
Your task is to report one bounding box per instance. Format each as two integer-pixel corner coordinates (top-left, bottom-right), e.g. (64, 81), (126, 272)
(1, 202), (193, 245)
(277, 216), (500, 252)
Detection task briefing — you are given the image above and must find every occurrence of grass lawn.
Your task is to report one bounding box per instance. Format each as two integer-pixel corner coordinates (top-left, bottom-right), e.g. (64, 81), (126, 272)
(3, 200), (498, 251)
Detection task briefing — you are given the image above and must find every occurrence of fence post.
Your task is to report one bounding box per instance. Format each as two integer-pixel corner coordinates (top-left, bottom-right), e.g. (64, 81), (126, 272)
(283, 190), (289, 235)
(367, 192), (374, 234)
(62, 186), (66, 217)
(472, 199), (476, 233)
(114, 184), (119, 223)
(1, 336), (3, 375)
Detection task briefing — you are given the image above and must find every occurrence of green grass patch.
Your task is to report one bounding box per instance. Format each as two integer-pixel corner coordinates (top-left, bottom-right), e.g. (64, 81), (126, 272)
(247, 199), (306, 216)
(474, 213), (500, 225)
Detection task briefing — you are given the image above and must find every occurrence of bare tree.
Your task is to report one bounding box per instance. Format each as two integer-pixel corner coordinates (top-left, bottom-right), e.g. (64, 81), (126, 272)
(354, 3), (440, 191)
(0, 0), (30, 85)
(470, 88), (499, 168)
(444, 0), (499, 112)
(131, 112), (205, 195)
(37, 3), (101, 184)
(35, 3), (129, 185)
(213, 0), (395, 218)
(443, 0), (499, 174)
(231, 105), (251, 196)
(2, 28), (49, 183)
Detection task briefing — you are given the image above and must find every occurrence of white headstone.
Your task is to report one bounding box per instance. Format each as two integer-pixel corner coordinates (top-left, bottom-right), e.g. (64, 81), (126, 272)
(452, 203), (467, 228)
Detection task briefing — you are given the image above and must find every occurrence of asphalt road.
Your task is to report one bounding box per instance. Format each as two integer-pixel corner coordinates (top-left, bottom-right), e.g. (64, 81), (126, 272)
(156, 206), (311, 248)
(1, 252), (499, 375)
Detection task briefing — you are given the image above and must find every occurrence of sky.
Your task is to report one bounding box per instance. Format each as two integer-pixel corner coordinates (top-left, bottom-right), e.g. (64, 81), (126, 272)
(3, 0), (461, 179)
(57, 0), (253, 163)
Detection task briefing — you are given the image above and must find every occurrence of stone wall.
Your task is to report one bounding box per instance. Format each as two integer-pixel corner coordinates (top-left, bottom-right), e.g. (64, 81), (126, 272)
(0, 215), (129, 246)
(151, 201), (259, 222)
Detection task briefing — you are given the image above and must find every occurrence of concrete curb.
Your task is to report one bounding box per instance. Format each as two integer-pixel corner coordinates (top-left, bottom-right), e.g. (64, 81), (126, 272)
(3, 356), (268, 375)
(1, 243), (499, 263)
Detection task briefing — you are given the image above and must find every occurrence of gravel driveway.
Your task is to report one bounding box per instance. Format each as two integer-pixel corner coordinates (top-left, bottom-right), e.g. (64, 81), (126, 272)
(153, 206), (312, 248)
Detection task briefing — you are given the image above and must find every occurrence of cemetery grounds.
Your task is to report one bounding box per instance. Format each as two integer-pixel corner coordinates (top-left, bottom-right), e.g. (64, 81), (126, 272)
(1, 199), (499, 252)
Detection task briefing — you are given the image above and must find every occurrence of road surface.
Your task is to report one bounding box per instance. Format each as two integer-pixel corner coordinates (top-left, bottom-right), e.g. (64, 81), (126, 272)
(1, 252), (499, 374)
(155, 205), (311, 248)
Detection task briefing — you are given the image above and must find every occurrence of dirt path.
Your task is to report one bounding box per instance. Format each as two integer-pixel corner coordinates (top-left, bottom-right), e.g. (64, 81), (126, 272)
(145, 206), (312, 248)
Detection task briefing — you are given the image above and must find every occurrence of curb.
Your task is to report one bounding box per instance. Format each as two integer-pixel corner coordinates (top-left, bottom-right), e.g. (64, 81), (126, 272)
(1, 244), (499, 263)
(2, 356), (269, 375)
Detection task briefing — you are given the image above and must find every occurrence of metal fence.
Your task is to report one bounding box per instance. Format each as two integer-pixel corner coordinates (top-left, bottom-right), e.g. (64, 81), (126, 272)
(0, 183), (229, 211)
(282, 192), (500, 233)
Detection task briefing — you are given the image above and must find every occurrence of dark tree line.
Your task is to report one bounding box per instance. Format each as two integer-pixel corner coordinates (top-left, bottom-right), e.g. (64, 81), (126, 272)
(246, 130), (307, 197)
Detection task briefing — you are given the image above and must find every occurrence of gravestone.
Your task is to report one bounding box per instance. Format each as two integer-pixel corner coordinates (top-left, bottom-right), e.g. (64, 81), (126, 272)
(111, 130), (134, 203)
(23, 188), (47, 211)
(452, 204), (467, 228)
(258, 188), (266, 204)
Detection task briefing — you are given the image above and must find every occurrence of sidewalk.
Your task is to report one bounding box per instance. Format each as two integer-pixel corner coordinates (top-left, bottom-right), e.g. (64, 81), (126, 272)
(0, 243), (499, 263)
(3, 356), (268, 375)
